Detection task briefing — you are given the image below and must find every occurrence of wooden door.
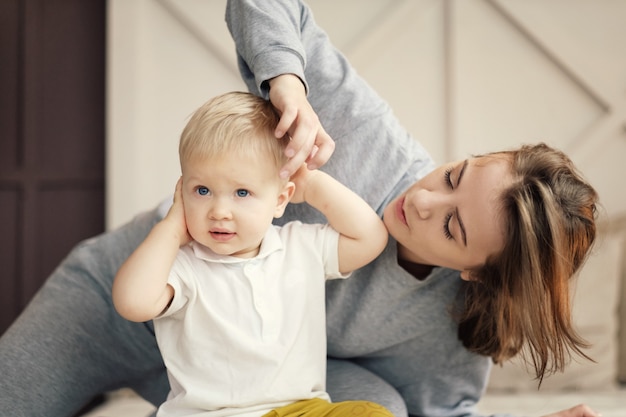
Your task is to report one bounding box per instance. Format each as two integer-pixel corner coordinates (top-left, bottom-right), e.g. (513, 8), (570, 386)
(0, 0), (106, 335)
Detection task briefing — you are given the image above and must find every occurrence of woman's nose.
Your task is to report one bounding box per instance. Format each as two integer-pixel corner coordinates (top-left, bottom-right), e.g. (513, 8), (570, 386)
(411, 188), (444, 220)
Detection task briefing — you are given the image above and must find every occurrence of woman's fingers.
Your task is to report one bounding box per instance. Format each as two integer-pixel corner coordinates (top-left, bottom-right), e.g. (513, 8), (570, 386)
(278, 106), (334, 178)
(541, 403), (601, 417)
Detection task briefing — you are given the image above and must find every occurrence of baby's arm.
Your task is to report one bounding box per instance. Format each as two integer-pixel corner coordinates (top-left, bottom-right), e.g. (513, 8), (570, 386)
(290, 166), (388, 274)
(112, 179), (190, 322)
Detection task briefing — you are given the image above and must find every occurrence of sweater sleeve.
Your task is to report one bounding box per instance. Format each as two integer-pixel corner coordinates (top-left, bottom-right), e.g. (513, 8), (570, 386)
(226, 0), (435, 216)
(225, 0), (308, 99)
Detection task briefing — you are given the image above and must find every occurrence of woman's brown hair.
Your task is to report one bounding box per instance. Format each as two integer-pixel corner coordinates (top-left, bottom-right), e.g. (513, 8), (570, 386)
(457, 143), (598, 384)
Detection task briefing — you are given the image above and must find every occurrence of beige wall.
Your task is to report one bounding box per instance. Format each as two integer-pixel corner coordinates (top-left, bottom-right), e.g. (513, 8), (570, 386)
(107, 0), (626, 229)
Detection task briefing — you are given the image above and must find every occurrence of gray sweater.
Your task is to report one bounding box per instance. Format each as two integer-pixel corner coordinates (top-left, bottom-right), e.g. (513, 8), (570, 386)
(226, 1), (514, 417)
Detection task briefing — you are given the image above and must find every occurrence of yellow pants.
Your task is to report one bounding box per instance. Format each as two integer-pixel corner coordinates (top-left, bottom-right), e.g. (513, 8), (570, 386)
(262, 397), (394, 417)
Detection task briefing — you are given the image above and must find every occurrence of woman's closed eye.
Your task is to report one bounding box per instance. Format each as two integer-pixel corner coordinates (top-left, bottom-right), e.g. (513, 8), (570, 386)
(444, 160), (468, 190)
(443, 212), (453, 240)
(444, 168), (454, 189)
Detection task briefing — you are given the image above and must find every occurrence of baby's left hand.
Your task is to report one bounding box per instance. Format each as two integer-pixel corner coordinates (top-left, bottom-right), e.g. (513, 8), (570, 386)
(289, 164), (316, 204)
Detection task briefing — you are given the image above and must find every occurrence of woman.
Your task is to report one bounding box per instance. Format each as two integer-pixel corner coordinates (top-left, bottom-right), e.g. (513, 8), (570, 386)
(0, 1), (598, 417)
(225, 1), (598, 416)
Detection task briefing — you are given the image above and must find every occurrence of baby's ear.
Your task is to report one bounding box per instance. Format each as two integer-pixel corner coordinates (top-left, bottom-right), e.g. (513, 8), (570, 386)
(274, 181), (295, 218)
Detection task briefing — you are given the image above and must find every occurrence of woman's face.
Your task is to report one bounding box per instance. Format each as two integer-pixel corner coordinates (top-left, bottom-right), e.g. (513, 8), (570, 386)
(383, 155), (512, 278)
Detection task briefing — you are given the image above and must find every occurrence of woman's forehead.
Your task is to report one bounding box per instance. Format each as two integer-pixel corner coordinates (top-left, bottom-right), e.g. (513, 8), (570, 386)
(442, 156), (511, 269)
(471, 152), (512, 167)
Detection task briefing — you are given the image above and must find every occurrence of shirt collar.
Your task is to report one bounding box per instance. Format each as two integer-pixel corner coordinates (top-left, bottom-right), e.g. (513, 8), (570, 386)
(190, 226), (283, 264)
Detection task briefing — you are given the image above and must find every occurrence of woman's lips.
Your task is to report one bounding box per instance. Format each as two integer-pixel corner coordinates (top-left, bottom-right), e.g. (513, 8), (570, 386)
(396, 197), (407, 226)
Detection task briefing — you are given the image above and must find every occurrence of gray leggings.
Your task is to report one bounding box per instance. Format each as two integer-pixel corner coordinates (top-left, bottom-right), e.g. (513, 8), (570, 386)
(0, 207), (407, 417)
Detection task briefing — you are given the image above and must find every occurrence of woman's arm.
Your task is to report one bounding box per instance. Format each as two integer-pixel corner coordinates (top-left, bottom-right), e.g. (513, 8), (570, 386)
(226, 0), (307, 99)
(226, 0), (434, 213)
(226, 0), (333, 177)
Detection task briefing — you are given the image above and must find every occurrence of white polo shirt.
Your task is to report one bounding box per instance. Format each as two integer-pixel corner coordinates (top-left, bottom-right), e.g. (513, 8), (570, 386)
(154, 221), (348, 417)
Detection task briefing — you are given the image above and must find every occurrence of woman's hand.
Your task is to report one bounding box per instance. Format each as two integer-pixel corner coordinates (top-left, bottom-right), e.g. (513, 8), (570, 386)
(268, 74), (335, 178)
(541, 404), (601, 417)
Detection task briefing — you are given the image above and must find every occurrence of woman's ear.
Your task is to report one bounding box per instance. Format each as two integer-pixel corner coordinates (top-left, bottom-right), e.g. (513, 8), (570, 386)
(460, 270), (473, 281)
(274, 181), (295, 218)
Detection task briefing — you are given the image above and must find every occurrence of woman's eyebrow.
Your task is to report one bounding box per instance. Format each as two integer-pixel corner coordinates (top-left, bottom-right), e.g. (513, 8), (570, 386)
(457, 159), (468, 187)
(456, 159), (469, 246)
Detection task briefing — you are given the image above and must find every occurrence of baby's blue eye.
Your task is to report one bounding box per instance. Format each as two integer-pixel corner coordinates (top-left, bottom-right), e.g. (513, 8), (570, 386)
(197, 187), (209, 196)
(236, 189), (249, 197)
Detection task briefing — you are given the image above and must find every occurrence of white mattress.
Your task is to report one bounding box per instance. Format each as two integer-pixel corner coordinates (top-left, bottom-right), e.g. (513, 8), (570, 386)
(81, 388), (626, 417)
(80, 390), (155, 417)
(478, 387), (626, 417)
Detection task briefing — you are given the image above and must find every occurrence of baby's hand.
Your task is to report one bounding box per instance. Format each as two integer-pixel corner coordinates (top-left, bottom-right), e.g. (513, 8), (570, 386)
(163, 177), (192, 246)
(288, 164), (316, 204)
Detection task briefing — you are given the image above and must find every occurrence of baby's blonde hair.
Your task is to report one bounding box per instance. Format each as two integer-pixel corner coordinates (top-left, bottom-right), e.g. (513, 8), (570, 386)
(179, 91), (289, 173)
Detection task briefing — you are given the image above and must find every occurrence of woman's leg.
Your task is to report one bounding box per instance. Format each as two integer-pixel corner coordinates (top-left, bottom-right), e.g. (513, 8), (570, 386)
(0, 208), (169, 417)
(326, 358), (408, 417)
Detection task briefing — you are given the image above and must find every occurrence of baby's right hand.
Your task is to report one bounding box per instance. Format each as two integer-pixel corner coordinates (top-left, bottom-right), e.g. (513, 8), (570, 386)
(163, 177), (192, 247)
